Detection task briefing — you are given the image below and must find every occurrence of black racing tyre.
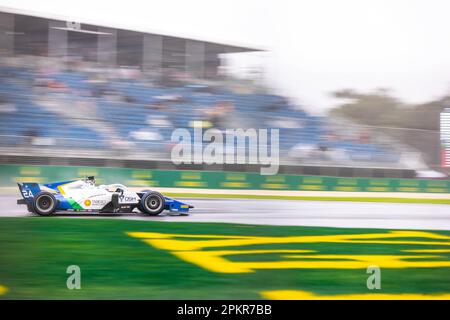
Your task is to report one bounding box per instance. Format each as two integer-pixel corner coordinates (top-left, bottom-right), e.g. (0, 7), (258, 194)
(136, 189), (152, 213)
(33, 191), (57, 216)
(141, 191), (165, 216)
(135, 190), (152, 213)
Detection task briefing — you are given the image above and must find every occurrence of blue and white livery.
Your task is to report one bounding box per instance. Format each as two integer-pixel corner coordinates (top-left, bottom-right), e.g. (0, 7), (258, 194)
(17, 176), (193, 216)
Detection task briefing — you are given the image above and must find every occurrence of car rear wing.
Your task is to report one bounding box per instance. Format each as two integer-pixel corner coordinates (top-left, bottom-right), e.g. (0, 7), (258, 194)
(17, 182), (41, 204)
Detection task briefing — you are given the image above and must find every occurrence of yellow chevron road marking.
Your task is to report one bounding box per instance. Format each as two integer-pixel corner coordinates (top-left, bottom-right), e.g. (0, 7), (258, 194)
(128, 230), (450, 273)
(261, 290), (450, 300)
(0, 285), (8, 295)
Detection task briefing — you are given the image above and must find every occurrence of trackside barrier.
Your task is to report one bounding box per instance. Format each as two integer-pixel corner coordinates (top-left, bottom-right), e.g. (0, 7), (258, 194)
(0, 164), (449, 193)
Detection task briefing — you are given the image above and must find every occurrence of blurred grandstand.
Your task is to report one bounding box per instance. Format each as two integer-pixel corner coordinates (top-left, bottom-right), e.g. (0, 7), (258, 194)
(0, 8), (430, 178)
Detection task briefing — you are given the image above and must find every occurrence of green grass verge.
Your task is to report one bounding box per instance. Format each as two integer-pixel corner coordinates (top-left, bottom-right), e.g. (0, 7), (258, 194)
(165, 192), (450, 205)
(1, 217), (450, 299)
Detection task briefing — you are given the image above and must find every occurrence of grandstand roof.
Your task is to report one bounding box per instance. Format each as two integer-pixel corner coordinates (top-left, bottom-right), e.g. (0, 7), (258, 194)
(0, 6), (266, 53)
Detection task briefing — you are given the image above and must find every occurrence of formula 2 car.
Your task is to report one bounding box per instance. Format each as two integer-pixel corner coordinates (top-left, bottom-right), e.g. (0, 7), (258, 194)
(17, 176), (193, 216)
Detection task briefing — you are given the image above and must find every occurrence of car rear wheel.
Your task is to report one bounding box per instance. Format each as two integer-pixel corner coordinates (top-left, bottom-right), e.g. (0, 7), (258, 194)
(141, 191), (165, 216)
(33, 191), (57, 216)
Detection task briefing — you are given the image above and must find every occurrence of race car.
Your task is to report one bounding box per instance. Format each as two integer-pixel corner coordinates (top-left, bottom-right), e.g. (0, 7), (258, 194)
(16, 176), (193, 216)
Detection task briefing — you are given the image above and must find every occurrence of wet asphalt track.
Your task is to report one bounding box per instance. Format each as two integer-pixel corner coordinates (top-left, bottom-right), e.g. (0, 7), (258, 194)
(1, 194), (449, 230)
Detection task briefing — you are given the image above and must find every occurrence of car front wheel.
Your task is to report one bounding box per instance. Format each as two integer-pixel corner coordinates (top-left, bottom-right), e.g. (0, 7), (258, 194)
(140, 191), (165, 216)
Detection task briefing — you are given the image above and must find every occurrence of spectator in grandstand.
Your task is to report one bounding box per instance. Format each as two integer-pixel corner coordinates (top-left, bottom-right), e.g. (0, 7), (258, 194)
(22, 126), (40, 146)
(0, 96), (16, 113)
(103, 89), (126, 103)
(124, 95), (137, 103)
(146, 115), (173, 128)
(357, 130), (371, 143)
(264, 96), (289, 112)
(47, 80), (68, 91)
(201, 100), (236, 128)
(158, 69), (179, 87)
(147, 101), (169, 111)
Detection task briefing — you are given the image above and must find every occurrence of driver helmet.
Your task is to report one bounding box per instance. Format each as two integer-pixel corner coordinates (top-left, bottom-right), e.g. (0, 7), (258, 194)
(86, 176), (96, 186)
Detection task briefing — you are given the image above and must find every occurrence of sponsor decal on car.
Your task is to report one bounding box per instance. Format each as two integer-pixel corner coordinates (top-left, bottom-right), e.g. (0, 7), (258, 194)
(92, 199), (107, 206)
(119, 195), (137, 202)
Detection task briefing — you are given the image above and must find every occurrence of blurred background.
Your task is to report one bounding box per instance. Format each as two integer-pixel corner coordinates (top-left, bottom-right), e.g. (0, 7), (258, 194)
(0, 1), (449, 180)
(2, 1), (450, 302)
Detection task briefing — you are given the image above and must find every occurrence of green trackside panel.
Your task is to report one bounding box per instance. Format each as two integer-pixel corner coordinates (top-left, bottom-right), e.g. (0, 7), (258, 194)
(171, 170), (210, 189)
(219, 172), (256, 189)
(363, 178), (395, 192)
(0, 164), (449, 193)
(298, 175), (330, 191)
(125, 169), (160, 188)
(423, 179), (450, 193)
(261, 173), (300, 190)
(2, 165), (51, 186)
(331, 177), (362, 192)
(392, 178), (450, 193)
(391, 178), (422, 193)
